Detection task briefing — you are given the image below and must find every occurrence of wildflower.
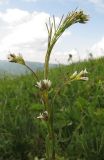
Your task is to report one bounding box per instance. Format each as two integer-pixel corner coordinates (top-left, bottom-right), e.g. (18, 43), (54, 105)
(57, 10), (89, 35)
(78, 68), (88, 77)
(70, 69), (88, 81)
(37, 111), (48, 121)
(80, 77), (89, 81)
(76, 69), (88, 81)
(78, 11), (89, 24)
(7, 54), (16, 62)
(37, 113), (43, 119)
(7, 53), (25, 65)
(70, 71), (78, 79)
(35, 79), (52, 90)
(83, 68), (88, 74)
(78, 70), (84, 77)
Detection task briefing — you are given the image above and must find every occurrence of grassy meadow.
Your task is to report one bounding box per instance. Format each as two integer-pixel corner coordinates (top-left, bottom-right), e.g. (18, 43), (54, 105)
(0, 57), (104, 160)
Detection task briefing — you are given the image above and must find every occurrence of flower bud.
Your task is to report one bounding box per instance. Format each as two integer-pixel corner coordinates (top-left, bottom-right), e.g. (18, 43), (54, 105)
(70, 71), (77, 79)
(70, 69), (88, 81)
(7, 53), (25, 65)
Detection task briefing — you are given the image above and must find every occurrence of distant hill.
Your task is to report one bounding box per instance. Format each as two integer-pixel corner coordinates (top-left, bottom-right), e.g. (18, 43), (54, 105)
(0, 60), (49, 75)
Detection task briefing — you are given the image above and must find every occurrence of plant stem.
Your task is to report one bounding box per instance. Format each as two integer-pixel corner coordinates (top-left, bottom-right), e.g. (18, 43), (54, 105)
(44, 91), (55, 160)
(44, 38), (56, 79)
(47, 111), (55, 160)
(44, 52), (50, 79)
(25, 64), (39, 81)
(50, 105), (55, 160)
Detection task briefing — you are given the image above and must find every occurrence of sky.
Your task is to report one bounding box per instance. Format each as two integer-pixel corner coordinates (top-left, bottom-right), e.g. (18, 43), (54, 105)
(0, 0), (104, 64)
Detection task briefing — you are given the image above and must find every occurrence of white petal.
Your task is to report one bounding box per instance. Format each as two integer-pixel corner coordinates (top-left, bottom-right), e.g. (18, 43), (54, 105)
(70, 71), (78, 79)
(48, 80), (52, 87)
(83, 68), (88, 74)
(37, 113), (43, 119)
(73, 71), (77, 76)
(78, 70), (84, 76)
(37, 81), (42, 88)
(80, 77), (89, 81)
(7, 55), (12, 61)
(43, 79), (47, 84)
(44, 111), (48, 115)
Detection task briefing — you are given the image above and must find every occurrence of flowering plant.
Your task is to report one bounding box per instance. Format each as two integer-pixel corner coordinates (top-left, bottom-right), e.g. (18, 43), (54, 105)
(8, 9), (89, 160)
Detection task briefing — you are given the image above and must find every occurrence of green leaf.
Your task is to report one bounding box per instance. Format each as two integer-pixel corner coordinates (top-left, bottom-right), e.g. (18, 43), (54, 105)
(31, 103), (44, 111)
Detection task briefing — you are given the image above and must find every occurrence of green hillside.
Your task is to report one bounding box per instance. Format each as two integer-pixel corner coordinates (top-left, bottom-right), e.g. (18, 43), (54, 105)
(0, 60), (45, 75)
(0, 60), (56, 75)
(0, 57), (104, 160)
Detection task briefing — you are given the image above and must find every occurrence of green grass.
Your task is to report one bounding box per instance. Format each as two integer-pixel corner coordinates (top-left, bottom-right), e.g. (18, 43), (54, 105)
(0, 57), (104, 160)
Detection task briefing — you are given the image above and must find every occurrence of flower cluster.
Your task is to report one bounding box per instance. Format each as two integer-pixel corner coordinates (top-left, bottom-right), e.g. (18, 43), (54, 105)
(37, 111), (48, 121)
(64, 10), (89, 27)
(35, 79), (52, 90)
(70, 69), (88, 81)
(7, 53), (25, 65)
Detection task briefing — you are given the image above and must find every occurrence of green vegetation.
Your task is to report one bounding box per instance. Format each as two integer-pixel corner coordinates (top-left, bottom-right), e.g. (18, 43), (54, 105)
(0, 57), (104, 160)
(6, 10), (89, 160)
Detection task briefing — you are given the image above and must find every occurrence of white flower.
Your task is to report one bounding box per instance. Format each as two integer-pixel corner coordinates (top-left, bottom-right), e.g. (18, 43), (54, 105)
(70, 71), (77, 79)
(37, 113), (43, 119)
(7, 54), (16, 62)
(83, 68), (88, 74)
(43, 79), (52, 88)
(69, 69), (89, 81)
(70, 69), (88, 81)
(36, 81), (42, 89)
(35, 79), (52, 90)
(7, 55), (12, 61)
(80, 77), (89, 81)
(77, 69), (88, 81)
(78, 70), (84, 76)
(7, 53), (25, 65)
(78, 69), (88, 77)
(43, 111), (48, 115)
(37, 111), (48, 121)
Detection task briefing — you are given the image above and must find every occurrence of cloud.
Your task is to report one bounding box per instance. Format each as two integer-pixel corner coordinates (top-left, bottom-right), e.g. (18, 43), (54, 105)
(0, 0), (8, 4)
(23, 0), (37, 2)
(50, 49), (84, 64)
(0, 9), (49, 61)
(50, 51), (70, 64)
(90, 37), (104, 57)
(88, 0), (104, 7)
(72, 0), (104, 8)
(24, 0), (104, 9)
(0, 8), (71, 63)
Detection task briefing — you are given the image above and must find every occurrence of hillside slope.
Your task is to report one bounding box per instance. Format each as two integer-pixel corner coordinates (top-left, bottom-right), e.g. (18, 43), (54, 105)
(0, 57), (104, 160)
(0, 60), (56, 75)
